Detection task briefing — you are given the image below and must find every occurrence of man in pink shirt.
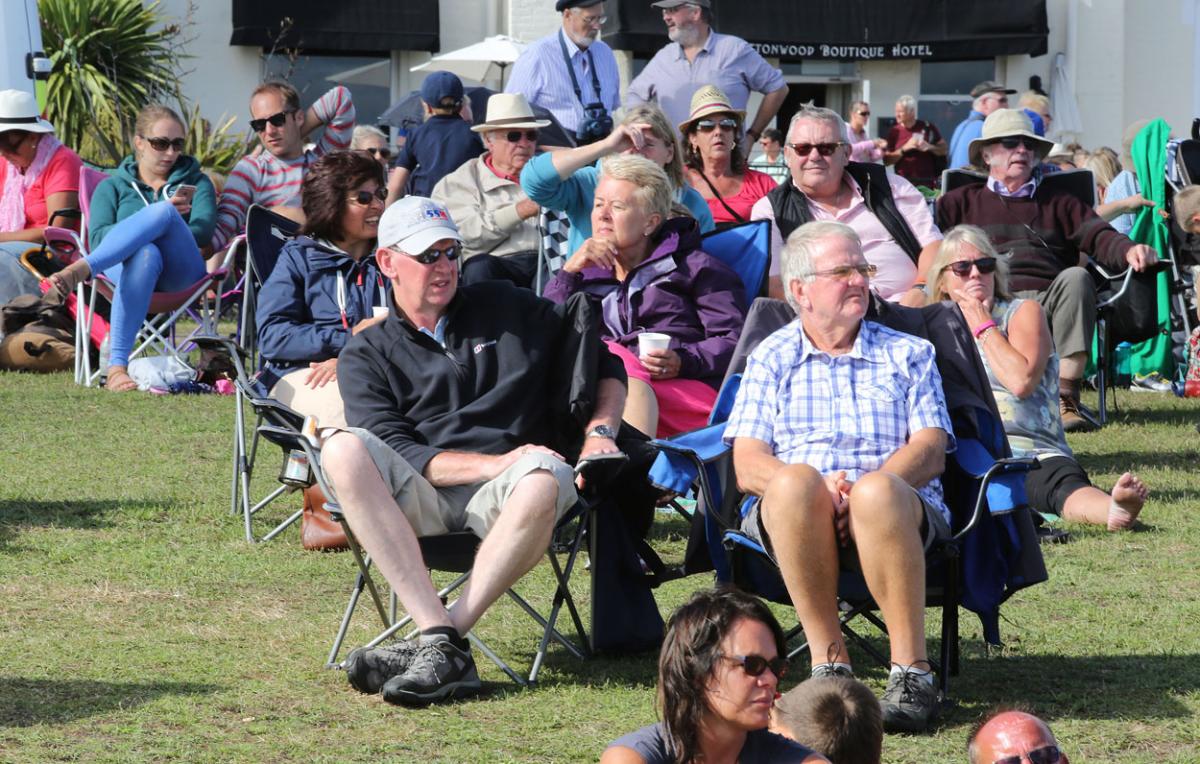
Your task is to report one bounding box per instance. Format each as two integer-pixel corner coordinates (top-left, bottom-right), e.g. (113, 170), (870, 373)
(751, 105), (941, 306)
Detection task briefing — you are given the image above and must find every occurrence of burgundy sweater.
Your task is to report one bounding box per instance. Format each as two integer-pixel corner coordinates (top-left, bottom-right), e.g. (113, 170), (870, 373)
(937, 184), (1133, 292)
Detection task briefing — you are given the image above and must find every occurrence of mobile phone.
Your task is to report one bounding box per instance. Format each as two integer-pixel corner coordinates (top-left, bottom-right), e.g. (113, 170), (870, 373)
(172, 184), (197, 203)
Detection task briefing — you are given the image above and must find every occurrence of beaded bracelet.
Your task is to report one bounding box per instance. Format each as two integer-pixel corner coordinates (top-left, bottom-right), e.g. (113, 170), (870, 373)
(972, 320), (997, 338)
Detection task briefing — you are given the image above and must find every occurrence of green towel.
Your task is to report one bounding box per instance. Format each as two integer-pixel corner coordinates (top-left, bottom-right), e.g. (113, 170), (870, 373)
(1126, 118), (1174, 379)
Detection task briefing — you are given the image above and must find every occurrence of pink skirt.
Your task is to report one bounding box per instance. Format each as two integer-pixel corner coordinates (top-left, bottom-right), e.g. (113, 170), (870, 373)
(606, 340), (718, 438)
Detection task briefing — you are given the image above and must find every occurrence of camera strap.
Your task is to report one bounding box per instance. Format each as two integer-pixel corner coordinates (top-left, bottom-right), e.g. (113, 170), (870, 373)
(558, 30), (604, 110)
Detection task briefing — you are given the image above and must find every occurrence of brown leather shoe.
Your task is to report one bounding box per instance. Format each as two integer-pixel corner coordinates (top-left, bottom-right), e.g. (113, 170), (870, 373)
(1059, 395), (1095, 432)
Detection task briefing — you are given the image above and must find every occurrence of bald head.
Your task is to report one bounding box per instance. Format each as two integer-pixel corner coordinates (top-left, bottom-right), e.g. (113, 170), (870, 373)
(968, 711), (1068, 764)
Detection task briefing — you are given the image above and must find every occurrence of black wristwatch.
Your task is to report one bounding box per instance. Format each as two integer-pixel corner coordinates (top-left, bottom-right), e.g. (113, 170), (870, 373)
(586, 425), (617, 439)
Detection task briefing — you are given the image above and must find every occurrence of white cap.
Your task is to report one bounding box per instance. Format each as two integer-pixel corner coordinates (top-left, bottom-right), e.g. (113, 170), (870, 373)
(377, 197), (461, 254)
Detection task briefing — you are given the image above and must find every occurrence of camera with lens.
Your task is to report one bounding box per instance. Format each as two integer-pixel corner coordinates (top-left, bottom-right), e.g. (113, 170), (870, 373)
(576, 102), (613, 145)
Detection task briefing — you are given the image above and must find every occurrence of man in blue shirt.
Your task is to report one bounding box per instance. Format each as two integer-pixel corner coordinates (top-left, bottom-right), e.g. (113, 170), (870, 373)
(389, 71), (483, 200)
(947, 81), (1015, 170)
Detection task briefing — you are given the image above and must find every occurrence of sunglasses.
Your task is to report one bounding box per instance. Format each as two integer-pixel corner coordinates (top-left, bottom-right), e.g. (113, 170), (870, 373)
(364, 147), (395, 160)
(249, 109), (297, 133)
(857, 110), (870, 117)
(996, 136), (1041, 151)
(501, 130), (539, 143)
(391, 244), (461, 265)
(992, 745), (1062, 764)
(141, 135), (186, 152)
(808, 263), (878, 281)
(0, 131), (31, 152)
(946, 257), (998, 276)
(788, 142), (845, 157)
(695, 118), (739, 133)
(722, 653), (789, 679)
(349, 187), (388, 206)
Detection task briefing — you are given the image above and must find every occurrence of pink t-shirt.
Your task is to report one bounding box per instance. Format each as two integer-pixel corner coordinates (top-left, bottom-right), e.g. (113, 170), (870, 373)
(704, 169), (778, 225)
(0, 145), (83, 230)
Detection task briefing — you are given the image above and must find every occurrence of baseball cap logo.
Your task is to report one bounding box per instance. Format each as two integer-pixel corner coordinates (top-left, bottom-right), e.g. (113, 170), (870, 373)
(423, 207), (450, 221)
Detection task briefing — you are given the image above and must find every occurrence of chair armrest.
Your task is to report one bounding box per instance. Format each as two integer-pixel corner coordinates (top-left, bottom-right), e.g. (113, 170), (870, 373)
(953, 456), (1040, 540)
(256, 424), (341, 511)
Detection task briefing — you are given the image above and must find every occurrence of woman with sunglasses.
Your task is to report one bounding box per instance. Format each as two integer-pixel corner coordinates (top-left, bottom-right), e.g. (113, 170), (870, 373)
(47, 103), (214, 391)
(680, 86), (777, 228)
(255, 150), (390, 427)
(929, 225), (1149, 531)
(602, 587), (825, 764)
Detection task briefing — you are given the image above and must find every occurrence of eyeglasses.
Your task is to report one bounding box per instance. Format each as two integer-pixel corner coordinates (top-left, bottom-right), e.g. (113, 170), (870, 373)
(390, 244), (461, 265)
(857, 110), (870, 117)
(694, 118), (739, 133)
(349, 187), (388, 206)
(0, 131), (31, 153)
(787, 142), (846, 157)
(996, 137), (1041, 151)
(806, 263), (878, 281)
(140, 135), (186, 152)
(249, 109), (297, 133)
(721, 653), (789, 679)
(364, 147), (394, 160)
(577, 12), (607, 26)
(501, 130), (539, 143)
(992, 745), (1062, 764)
(946, 257), (998, 276)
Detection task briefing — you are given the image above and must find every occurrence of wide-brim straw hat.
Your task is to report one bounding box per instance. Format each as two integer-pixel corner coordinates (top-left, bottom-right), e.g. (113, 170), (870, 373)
(470, 93), (550, 133)
(968, 108), (1054, 166)
(677, 85), (745, 135)
(0, 89), (55, 135)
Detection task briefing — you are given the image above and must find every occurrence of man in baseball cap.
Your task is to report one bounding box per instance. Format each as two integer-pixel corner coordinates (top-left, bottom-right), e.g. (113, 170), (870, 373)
(324, 196), (628, 707)
(948, 80), (1018, 169)
(391, 72), (483, 200)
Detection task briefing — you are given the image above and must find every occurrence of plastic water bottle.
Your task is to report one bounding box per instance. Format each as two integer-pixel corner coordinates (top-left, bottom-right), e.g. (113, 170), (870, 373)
(1114, 342), (1132, 387)
(99, 332), (110, 370)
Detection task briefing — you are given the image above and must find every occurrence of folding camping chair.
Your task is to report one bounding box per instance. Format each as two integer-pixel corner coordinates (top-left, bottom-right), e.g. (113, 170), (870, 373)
(649, 297), (1047, 698)
(235, 205), (301, 371)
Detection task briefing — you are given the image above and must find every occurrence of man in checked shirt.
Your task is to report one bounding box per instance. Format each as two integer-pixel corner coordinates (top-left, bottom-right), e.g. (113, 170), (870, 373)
(724, 220), (955, 735)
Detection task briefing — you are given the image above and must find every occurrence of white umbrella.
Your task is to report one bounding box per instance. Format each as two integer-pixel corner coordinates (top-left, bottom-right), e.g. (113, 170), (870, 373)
(1049, 52), (1083, 144)
(410, 35), (527, 88)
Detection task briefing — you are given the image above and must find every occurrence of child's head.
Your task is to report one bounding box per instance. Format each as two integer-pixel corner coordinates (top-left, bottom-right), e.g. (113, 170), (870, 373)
(1174, 185), (1200, 235)
(771, 676), (883, 764)
(420, 71), (465, 116)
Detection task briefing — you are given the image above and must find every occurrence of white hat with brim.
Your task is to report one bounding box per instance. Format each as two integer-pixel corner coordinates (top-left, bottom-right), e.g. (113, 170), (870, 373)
(677, 84), (746, 135)
(470, 93), (551, 134)
(968, 108), (1054, 167)
(378, 197), (462, 254)
(0, 89), (55, 135)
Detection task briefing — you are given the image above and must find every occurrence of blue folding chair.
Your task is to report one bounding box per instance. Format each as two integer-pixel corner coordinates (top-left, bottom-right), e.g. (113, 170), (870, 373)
(700, 219), (771, 306)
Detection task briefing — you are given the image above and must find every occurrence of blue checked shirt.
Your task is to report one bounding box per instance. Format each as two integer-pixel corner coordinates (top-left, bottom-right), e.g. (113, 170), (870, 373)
(505, 30), (620, 133)
(724, 319), (955, 522)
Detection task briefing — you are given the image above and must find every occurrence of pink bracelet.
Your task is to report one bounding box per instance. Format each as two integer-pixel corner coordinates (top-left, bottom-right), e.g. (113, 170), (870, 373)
(973, 320), (997, 338)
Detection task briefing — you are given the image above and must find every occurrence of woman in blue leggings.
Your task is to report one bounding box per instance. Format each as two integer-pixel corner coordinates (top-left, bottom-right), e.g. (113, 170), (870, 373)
(48, 104), (215, 391)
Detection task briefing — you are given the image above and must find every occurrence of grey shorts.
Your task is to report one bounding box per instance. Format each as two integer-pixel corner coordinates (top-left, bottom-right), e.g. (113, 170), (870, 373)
(347, 427), (578, 538)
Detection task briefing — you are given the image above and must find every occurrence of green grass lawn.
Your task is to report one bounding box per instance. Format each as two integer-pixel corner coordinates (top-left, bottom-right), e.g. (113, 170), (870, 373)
(1, 372), (1199, 762)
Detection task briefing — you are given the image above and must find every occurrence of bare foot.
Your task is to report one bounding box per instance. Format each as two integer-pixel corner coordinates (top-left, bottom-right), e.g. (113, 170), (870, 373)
(104, 366), (138, 393)
(1107, 472), (1148, 530)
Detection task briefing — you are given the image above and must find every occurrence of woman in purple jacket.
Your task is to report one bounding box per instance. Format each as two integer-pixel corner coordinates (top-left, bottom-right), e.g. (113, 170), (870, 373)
(544, 154), (746, 437)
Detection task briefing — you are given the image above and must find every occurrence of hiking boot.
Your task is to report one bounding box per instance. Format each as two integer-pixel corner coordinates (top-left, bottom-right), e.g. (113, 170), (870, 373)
(1059, 395), (1095, 433)
(880, 666), (941, 733)
(380, 636), (481, 706)
(342, 639), (421, 694)
(810, 663), (855, 679)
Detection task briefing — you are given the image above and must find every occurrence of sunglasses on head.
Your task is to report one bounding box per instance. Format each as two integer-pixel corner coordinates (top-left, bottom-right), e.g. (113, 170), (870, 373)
(695, 118), (739, 133)
(722, 653), (789, 679)
(992, 745), (1062, 764)
(249, 109), (296, 133)
(996, 136), (1040, 151)
(502, 130), (539, 143)
(364, 147), (394, 160)
(946, 256), (998, 276)
(392, 244), (461, 265)
(788, 142), (845, 157)
(349, 187), (388, 206)
(141, 135), (186, 152)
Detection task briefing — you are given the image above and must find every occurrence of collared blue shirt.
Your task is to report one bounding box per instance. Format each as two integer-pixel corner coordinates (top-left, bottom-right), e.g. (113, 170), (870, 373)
(625, 31), (786, 130)
(418, 316), (448, 347)
(987, 174), (1039, 198)
(724, 319), (955, 522)
(505, 29), (620, 133)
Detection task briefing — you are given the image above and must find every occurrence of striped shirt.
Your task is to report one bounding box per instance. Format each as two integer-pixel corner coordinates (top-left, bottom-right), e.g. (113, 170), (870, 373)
(724, 318), (954, 522)
(211, 86), (355, 250)
(505, 30), (620, 134)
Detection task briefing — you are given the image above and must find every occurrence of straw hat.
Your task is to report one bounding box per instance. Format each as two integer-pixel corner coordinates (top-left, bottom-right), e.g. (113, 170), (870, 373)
(968, 108), (1054, 166)
(677, 85), (745, 135)
(470, 93), (550, 133)
(0, 89), (55, 135)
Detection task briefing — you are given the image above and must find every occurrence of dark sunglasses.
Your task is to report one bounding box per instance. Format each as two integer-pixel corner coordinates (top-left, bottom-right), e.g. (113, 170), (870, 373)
(992, 745), (1062, 764)
(946, 256), (998, 276)
(857, 110), (870, 116)
(391, 244), (461, 265)
(349, 187), (388, 206)
(695, 118), (739, 133)
(364, 146), (394, 160)
(502, 130), (539, 143)
(249, 109), (296, 133)
(0, 131), (31, 152)
(722, 653), (789, 679)
(788, 142), (845, 157)
(141, 135), (186, 152)
(996, 136), (1040, 151)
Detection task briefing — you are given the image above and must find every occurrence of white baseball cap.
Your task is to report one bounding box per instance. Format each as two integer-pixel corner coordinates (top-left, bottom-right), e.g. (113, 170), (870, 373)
(377, 197), (461, 254)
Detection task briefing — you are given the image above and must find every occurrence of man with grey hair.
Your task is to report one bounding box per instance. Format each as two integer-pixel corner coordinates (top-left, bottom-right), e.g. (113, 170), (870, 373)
(751, 106), (942, 306)
(884, 95), (945, 188)
(724, 220), (955, 733)
(948, 80), (1016, 169)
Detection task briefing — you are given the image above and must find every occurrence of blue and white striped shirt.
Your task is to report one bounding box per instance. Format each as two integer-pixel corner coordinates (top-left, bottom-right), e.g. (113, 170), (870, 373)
(724, 319), (955, 521)
(505, 29), (620, 133)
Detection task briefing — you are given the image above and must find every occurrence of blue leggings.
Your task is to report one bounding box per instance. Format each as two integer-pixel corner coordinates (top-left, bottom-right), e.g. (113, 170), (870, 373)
(85, 201), (206, 368)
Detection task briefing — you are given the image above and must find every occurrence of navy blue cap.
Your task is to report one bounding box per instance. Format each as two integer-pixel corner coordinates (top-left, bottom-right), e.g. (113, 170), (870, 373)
(420, 71), (464, 107)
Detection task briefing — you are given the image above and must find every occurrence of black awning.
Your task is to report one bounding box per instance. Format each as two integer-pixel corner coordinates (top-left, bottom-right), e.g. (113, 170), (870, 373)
(230, 0), (440, 54)
(602, 0), (1047, 62)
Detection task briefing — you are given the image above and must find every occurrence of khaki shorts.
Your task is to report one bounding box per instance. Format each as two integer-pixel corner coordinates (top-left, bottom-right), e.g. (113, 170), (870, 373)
(271, 369), (347, 429)
(348, 427), (578, 538)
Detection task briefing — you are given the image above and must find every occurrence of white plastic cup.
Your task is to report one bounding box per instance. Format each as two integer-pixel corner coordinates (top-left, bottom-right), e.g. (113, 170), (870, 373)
(638, 332), (671, 358)
(372, 306), (390, 319)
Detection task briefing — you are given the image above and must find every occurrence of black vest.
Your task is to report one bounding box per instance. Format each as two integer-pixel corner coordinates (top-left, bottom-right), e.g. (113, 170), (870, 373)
(767, 162), (924, 264)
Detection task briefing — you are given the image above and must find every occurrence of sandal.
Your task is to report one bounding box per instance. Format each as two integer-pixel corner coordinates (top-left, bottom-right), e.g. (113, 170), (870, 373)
(44, 259), (91, 298)
(104, 367), (139, 393)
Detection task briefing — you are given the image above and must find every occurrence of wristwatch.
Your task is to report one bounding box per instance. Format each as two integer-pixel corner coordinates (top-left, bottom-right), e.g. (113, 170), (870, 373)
(586, 424), (617, 439)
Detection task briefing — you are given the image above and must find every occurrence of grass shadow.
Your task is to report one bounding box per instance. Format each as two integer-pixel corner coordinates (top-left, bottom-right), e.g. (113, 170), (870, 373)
(0, 499), (181, 551)
(0, 677), (222, 727)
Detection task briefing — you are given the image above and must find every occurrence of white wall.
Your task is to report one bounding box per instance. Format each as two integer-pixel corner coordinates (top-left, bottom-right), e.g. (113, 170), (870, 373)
(158, 0), (261, 126)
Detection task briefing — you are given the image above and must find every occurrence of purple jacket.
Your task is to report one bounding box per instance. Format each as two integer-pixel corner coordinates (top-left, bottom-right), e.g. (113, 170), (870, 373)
(544, 217), (746, 388)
